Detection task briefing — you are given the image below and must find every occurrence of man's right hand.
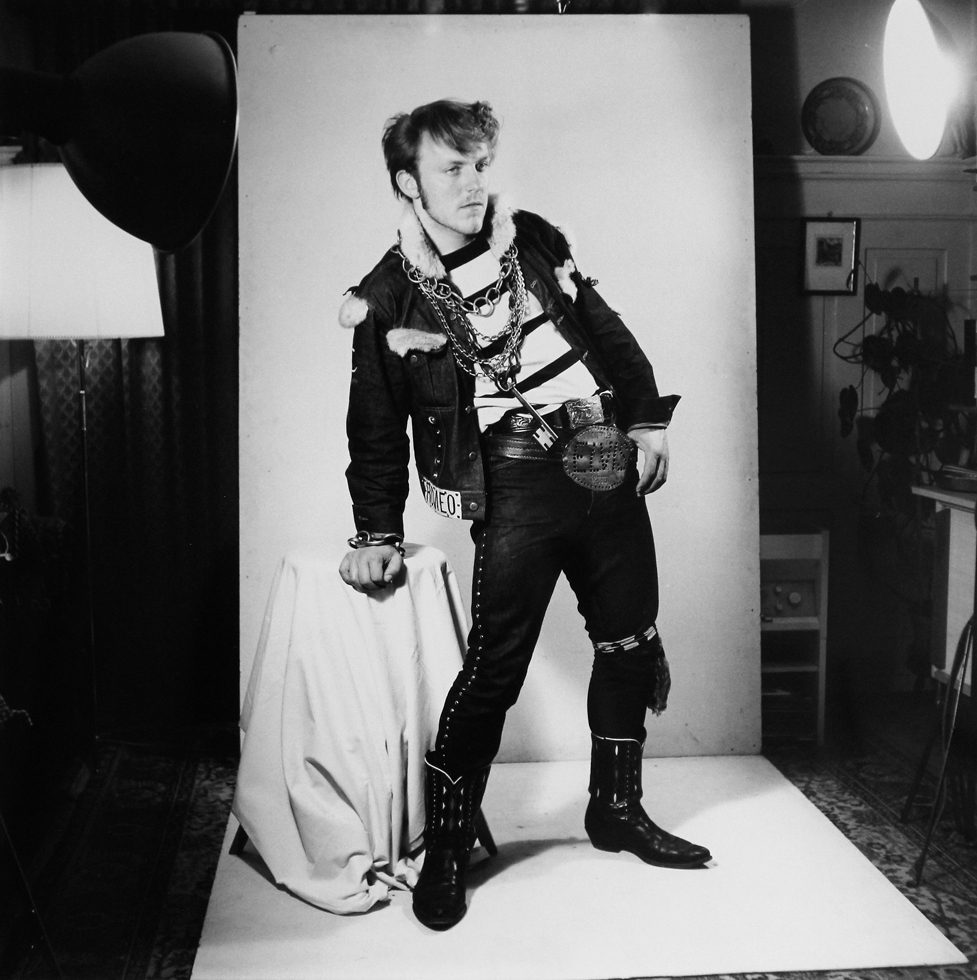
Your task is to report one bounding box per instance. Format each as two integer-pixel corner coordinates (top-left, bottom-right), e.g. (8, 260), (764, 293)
(338, 545), (404, 593)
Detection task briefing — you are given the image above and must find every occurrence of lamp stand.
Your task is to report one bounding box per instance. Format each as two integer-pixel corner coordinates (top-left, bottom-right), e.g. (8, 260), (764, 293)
(77, 340), (99, 746)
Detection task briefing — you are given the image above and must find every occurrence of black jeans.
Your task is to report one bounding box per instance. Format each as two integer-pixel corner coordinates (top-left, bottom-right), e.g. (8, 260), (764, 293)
(430, 441), (669, 778)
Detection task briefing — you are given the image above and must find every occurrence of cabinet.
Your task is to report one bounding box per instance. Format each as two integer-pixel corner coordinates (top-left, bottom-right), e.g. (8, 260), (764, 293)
(760, 531), (828, 744)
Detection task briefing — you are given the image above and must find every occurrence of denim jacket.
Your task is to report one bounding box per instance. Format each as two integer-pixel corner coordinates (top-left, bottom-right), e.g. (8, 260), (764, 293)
(341, 198), (679, 535)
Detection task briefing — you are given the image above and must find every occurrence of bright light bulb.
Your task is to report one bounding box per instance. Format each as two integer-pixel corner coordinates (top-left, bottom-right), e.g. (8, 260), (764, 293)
(884, 0), (956, 159)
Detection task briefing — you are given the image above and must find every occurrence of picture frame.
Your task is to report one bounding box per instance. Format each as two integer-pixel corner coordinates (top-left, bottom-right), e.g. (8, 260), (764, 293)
(802, 217), (861, 295)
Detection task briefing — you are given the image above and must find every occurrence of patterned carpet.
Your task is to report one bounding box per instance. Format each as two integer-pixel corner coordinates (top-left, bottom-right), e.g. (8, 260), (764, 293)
(757, 739), (977, 980)
(8, 730), (238, 980)
(7, 725), (977, 979)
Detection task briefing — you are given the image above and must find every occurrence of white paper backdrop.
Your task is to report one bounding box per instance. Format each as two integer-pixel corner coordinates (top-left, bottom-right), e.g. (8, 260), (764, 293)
(237, 14), (760, 759)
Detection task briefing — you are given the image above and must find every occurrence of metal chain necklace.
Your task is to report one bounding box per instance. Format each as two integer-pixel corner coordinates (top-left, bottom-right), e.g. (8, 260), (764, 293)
(399, 245), (517, 319)
(399, 242), (529, 387)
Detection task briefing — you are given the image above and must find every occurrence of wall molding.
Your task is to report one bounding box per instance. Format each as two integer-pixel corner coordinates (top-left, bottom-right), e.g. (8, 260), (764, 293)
(756, 154), (977, 181)
(755, 155), (977, 223)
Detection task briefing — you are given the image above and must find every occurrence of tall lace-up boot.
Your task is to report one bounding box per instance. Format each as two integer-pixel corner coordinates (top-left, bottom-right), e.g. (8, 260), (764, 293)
(412, 759), (491, 930)
(585, 733), (711, 868)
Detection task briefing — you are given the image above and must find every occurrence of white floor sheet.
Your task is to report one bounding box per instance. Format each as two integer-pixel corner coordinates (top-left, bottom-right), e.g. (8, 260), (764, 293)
(192, 755), (965, 980)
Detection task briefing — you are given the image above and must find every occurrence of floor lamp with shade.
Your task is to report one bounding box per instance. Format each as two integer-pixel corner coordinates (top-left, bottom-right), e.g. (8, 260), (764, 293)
(0, 160), (166, 980)
(0, 161), (165, 740)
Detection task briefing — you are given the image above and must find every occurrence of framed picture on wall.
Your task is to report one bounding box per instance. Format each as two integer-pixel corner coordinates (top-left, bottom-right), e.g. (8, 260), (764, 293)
(802, 217), (860, 295)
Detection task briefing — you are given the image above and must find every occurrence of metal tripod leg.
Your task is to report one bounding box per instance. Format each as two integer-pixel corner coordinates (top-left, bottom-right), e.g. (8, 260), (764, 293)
(901, 721), (941, 823)
(910, 617), (972, 885)
(0, 806), (63, 979)
(474, 810), (498, 856)
(229, 822), (249, 856)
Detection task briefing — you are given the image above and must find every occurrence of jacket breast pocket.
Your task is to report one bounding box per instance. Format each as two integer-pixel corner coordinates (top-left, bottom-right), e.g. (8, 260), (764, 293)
(405, 347), (454, 409)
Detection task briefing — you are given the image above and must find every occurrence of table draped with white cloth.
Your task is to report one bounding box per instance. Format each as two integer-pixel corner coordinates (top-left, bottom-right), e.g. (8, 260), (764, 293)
(232, 544), (469, 914)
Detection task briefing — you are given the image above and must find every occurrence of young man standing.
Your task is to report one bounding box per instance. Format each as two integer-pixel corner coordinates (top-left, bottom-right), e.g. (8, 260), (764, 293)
(339, 99), (710, 931)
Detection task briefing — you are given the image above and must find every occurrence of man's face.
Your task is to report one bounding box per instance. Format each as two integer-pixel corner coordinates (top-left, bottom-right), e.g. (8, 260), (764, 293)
(400, 133), (493, 252)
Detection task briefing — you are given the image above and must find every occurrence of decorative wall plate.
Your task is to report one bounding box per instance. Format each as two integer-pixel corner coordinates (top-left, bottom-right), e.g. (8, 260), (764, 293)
(801, 77), (881, 155)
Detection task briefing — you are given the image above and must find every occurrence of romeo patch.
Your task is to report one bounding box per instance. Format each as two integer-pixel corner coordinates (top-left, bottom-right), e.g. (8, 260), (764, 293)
(421, 476), (463, 519)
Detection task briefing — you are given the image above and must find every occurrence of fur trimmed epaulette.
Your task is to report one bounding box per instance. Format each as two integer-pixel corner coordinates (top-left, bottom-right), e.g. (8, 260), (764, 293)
(338, 293), (370, 329)
(338, 291), (447, 355)
(554, 259), (578, 302)
(387, 327), (447, 356)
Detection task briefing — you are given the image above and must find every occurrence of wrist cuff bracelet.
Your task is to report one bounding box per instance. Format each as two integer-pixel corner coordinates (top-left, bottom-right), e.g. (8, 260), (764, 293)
(347, 530), (406, 556)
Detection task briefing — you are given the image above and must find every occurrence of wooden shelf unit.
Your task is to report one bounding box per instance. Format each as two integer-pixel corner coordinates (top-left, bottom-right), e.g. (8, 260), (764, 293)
(760, 531), (829, 745)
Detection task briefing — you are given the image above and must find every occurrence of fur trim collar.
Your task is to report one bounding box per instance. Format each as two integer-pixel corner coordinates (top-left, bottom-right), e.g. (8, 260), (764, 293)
(397, 195), (517, 279)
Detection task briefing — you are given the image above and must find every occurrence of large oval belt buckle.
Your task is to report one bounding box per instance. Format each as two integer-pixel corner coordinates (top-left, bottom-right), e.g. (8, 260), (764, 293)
(561, 424), (636, 491)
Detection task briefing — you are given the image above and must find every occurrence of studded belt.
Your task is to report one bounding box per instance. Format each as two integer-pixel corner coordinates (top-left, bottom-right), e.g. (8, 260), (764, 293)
(488, 393), (615, 436)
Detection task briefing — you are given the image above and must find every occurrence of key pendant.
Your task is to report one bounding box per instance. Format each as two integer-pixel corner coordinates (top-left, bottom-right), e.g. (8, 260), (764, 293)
(505, 383), (560, 451)
(532, 423), (559, 451)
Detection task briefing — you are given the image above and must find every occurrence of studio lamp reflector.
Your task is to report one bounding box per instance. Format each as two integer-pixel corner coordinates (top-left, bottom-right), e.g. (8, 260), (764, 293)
(0, 32), (238, 252)
(883, 0), (959, 159)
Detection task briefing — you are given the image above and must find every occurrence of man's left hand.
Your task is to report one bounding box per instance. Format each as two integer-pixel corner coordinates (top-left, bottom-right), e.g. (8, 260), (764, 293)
(629, 427), (669, 495)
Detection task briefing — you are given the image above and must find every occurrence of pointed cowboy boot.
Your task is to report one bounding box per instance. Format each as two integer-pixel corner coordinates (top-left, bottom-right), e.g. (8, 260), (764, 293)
(412, 759), (491, 930)
(585, 733), (711, 868)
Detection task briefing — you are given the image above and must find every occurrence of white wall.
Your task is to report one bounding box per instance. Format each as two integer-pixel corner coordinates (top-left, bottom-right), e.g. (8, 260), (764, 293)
(238, 14), (760, 759)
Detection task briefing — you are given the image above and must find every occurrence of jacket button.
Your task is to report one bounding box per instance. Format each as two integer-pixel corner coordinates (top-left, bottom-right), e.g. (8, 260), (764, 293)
(468, 502), (479, 512)
(464, 405), (474, 415)
(410, 354), (419, 363)
(428, 416), (436, 424)
(468, 451), (477, 461)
